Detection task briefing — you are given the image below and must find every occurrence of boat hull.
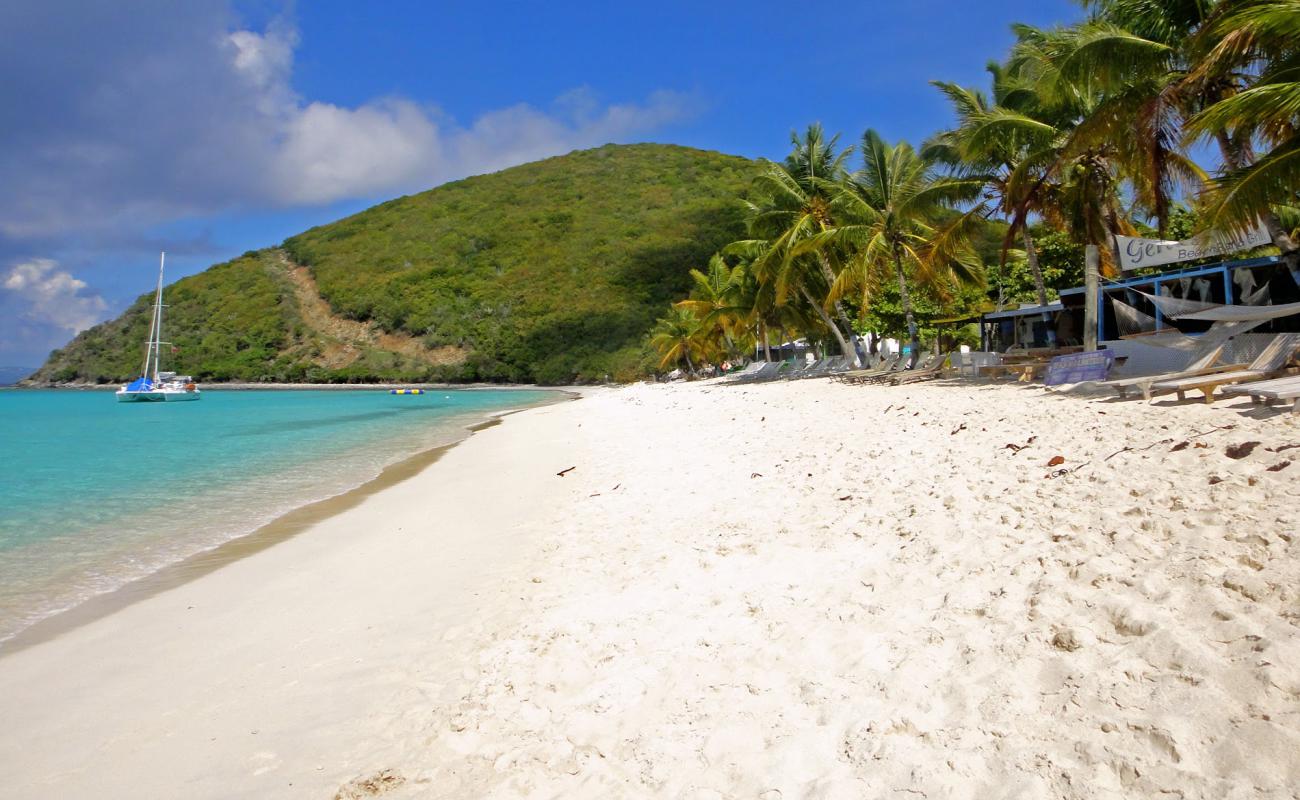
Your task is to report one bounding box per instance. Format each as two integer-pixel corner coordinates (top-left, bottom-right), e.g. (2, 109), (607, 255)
(116, 390), (201, 403)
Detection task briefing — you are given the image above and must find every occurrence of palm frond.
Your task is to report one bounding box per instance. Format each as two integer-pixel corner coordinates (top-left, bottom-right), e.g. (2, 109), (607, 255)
(1199, 137), (1300, 236)
(1187, 82), (1300, 137)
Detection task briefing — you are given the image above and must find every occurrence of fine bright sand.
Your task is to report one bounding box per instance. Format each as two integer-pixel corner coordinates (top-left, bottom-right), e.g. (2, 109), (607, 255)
(0, 379), (1298, 798)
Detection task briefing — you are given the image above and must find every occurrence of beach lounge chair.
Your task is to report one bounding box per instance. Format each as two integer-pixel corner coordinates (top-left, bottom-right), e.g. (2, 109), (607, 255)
(785, 358), (833, 380)
(720, 361), (765, 382)
(836, 353), (903, 384)
(816, 359), (847, 377)
(793, 357), (837, 379)
(802, 356), (853, 379)
(867, 353), (923, 383)
(859, 351), (938, 385)
(826, 355), (852, 374)
(757, 361), (796, 383)
(1220, 374), (1300, 412)
(1100, 342), (1227, 401)
(781, 360), (811, 380)
(726, 361), (783, 384)
(886, 351), (953, 385)
(1147, 333), (1300, 404)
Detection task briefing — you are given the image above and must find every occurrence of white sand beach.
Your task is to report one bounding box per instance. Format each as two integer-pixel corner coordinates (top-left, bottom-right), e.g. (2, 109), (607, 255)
(1, 379), (1298, 799)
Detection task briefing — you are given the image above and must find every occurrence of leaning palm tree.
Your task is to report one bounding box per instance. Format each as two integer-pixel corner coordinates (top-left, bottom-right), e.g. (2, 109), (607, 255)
(926, 62), (1065, 308)
(648, 308), (714, 375)
(1003, 22), (1161, 270)
(805, 130), (985, 366)
(741, 125), (863, 366)
(1027, 9), (1207, 234)
(674, 254), (753, 361)
(1183, 0), (1300, 270)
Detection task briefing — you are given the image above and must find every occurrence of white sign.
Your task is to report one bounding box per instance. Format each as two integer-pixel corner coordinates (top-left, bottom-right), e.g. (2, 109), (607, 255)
(1115, 222), (1272, 271)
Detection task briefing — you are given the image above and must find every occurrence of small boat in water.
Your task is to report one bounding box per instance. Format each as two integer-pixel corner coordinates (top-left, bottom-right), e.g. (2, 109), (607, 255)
(117, 253), (200, 403)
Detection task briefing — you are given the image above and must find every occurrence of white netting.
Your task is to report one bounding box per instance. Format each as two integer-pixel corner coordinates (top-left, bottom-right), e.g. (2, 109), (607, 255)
(1176, 299), (1300, 322)
(1108, 293), (1271, 350)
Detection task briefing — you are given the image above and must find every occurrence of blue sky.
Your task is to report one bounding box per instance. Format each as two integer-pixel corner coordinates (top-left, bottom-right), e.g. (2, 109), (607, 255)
(0, 0), (1082, 366)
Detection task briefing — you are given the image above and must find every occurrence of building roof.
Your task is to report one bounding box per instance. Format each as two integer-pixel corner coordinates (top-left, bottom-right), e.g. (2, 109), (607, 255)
(981, 302), (1064, 321)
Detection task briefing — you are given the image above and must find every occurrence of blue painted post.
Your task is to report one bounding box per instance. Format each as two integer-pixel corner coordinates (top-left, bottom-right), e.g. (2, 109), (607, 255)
(1152, 279), (1163, 331)
(1084, 246), (1099, 351)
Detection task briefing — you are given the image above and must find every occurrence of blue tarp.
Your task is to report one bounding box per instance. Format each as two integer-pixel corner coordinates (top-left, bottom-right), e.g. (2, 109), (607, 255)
(1044, 351), (1116, 386)
(126, 377), (153, 391)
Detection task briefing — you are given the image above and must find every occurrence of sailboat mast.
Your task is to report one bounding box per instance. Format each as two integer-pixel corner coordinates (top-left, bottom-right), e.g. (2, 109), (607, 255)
(153, 252), (166, 381)
(140, 254), (163, 380)
(148, 254), (166, 382)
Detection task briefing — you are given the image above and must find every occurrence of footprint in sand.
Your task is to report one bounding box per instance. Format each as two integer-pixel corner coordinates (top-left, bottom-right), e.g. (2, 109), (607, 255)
(334, 769), (405, 799)
(249, 750), (281, 776)
(1109, 608), (1156, 637)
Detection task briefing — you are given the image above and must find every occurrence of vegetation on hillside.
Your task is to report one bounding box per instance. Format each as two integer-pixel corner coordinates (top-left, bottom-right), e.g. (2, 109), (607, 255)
(32, 144), (761, 385)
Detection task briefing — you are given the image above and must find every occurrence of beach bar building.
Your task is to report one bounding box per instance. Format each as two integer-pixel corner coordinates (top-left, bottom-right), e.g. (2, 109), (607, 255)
(980, 253), (1300, 373)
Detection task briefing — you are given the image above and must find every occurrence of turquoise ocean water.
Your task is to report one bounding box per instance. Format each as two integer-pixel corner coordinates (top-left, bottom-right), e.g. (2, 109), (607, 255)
(0, 388), (557, 644)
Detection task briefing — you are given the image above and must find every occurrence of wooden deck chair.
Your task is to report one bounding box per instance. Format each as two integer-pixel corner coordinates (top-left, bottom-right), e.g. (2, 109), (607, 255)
(1221, 374), (1300, 412)
(1147, 333), (1300, 404)
(844, 353), (909, 384)
(860, 351), (936, 385)
(1100, 342), (1227, 400)
(727, 361), (783, 384)
(834, 353), (900, 384)
(721, 361), (765, 382)
(887, 351), (953, 385)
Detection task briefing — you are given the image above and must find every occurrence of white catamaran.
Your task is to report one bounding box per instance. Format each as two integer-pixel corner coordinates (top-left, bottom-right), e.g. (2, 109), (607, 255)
(116, 253), (201, 403)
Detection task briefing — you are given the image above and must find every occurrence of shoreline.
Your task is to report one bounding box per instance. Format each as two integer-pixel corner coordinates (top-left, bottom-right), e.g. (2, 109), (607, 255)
(5, 382), (593, 392)
(0, 417), (495, 657)
(0, 389), (578, 657)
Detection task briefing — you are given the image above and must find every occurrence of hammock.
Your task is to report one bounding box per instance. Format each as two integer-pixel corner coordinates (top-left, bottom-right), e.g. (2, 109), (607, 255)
(1177, 298), (1300, 322)
(1110, 295), (1157, 338)
(1133, 288), (1218, 318)
(1108, 295), (1272, 350)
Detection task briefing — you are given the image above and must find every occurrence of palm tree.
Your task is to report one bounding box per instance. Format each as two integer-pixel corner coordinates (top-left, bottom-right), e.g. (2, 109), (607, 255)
(741, 125), (864, 366)
(1183, 0), (1300, 270)
(1018, 2), (1299, 268)
(648, 308), (713, 375)
(674, 254), (753, 361)
(722, 237), (834, 361)
(805, 130), (985, 366)
(926, 62), (1065, 309)
(1002, 22), (1169, 270)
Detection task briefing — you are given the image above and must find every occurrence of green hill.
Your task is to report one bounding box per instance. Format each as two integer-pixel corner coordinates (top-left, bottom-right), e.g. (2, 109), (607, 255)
(32, 144), (761, 385)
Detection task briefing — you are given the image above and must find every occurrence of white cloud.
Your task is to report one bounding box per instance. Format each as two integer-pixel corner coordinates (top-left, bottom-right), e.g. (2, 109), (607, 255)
(445, 90), (697, 180)
(0, 3), (699, 239)
(3, 259), (109, 335)
(272, 99), (446, 204)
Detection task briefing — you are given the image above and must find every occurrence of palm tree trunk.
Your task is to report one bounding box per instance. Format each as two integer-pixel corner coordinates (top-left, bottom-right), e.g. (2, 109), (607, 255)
(815, 254), (863, 366)
(1023, 230), (1055, 346)
(1214, 131), (1299, 271)
(834, 305), (862, 367)
(891, 248), (920, 368)
(683, 349), (696, 376)
(1022, 230), (1048, 307)
(995, 258), (1006, 311)
(797, 284), (854, 364)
